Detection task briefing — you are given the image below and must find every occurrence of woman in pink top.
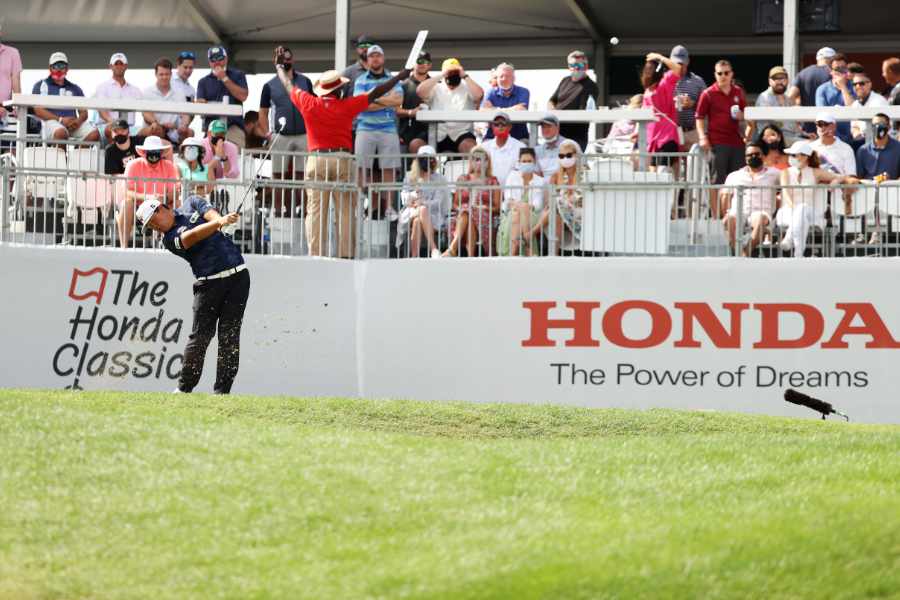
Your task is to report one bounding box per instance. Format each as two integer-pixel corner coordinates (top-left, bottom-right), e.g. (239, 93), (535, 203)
(641, 52), (683, 167)
(119, 135), (180, 248)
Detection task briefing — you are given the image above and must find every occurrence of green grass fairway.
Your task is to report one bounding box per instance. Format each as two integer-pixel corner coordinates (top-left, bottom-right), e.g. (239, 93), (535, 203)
(1, 390), (898, 600)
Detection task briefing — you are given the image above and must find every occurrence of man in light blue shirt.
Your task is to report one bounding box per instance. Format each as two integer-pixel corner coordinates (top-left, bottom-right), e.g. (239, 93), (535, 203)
(353, 45), (403, 218)
(815, 53), (855, 144)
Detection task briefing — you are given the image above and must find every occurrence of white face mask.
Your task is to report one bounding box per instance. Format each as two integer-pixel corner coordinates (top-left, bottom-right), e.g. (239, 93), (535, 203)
(788, 156), (802, 169)
(518, 162), (535, 174)
(183, 146), (200, 161)
(559, 156), (577, 169)
(543, 134), (558, 144)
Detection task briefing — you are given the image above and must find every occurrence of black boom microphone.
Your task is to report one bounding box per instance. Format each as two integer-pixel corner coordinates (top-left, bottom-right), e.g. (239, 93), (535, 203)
(784, 389), (849, 421)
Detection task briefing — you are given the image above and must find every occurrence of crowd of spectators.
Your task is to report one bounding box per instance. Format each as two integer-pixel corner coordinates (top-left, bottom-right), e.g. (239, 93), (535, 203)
(1, 30), (900, 257)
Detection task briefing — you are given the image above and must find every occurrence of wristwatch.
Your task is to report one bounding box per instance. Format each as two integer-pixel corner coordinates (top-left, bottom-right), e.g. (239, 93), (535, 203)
(222, 76), (230, 83)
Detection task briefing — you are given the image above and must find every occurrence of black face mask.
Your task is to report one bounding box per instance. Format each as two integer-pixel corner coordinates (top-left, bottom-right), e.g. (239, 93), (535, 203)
(113, 134), (129, 145)
(446, 73), (462, 86)
(746, 155), (764, 169)
(875, 123), (889, 138)
(417, 157), (432, 172)
(145, 151), (162, 164)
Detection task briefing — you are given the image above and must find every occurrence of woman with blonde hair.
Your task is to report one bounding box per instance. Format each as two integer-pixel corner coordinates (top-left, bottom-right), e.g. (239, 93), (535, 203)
(396, 145), (450, 258)
(444, 146), (502, 257)
(541, 139), (585, 254)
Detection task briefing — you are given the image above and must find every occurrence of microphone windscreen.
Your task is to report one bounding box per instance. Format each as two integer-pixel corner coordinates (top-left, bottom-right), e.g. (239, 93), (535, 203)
(784, 389), (834, 415)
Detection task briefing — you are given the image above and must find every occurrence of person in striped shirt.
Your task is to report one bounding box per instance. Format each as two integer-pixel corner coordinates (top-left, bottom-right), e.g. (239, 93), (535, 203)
(353, 45), (404, 218)
(670, 46), (707, 150)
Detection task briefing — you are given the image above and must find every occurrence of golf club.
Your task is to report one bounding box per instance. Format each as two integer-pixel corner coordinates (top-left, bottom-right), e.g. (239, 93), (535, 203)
(222, 116), (287, 236)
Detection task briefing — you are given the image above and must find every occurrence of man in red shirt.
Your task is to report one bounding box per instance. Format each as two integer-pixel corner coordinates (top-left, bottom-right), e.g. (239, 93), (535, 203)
(695, 59), (751, 217)
(275, 46), (409, 257)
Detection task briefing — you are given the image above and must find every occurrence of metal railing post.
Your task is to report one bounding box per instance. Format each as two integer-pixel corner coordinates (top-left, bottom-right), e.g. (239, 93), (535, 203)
(0, 158), (8, 242)
(734, 185), (745, 257)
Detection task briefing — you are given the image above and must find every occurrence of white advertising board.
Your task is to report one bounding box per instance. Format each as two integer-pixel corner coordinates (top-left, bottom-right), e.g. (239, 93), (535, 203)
(0, 245), (357, 397)
(2, 245), (899, 423)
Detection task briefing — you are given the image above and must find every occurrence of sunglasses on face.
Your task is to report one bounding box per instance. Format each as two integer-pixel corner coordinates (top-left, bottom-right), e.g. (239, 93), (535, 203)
(716, 71), (732, 76)
(815, 121), (834, 127)
(416, 58), (431, 65)
(568, 62), (586, 70)
(50, 63), (68, 70)
(492, 122), (510, 128)
(745, 152), (762, 158)
(832, 67), (848, 74)
(852, 80), (870, 87)
(771, 76), (787, 81)
(558, 152), (576, 159)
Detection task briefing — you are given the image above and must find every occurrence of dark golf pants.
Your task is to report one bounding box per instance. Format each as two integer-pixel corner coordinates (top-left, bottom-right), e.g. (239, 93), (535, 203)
(179, 269), (250, 394)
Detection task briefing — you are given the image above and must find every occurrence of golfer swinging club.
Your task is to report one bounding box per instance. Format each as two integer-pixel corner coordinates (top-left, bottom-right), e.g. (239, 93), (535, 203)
(136, 197), (248, 394)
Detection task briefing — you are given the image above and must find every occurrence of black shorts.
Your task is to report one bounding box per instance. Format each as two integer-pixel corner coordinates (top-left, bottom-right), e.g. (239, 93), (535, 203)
(652, 140), (680, 167)
(400, 129), (428, 145)
(436, 133), (477, 154)
(711, 144), (745, 184)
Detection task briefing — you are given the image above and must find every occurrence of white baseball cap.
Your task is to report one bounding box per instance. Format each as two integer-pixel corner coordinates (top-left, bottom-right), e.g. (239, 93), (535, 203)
(366, 45), (384, 57)
(49, 52), (69, 65)
(815, 111), (836, 124)
(816, 47), (836, 61)
(785, 140), (814, 156)
(136, 198), (162, 233)
(110, 52), (128, 65)
(417, 145), (436, 156)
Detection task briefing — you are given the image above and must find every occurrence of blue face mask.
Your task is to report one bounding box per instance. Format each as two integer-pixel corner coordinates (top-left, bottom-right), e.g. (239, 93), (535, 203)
(518, 162), (535, 174)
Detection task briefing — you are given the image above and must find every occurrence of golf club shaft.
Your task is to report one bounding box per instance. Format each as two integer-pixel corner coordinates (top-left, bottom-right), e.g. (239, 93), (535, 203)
(233, 123), (287, 215)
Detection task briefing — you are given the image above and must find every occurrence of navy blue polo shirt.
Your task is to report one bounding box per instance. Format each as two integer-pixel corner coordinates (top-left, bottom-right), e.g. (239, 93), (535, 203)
(483, 85), (531, 140)
(856, 137), (900, 180)
(32, 77), (86, 118)
(197, 67), (249, 131)
(260, 72), (313, 135)
(162, 196), (244, 279)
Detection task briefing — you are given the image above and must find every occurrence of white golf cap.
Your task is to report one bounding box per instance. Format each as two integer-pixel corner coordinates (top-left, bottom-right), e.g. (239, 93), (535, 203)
(785, 140), (814, 156)
(417, 145), (436, 156)
(136, 135), (169, 152)
(180, 136), (204, 148)
(136, 198), (162, 233)
(816, 47), (836, 61)
(49, 52), (68, 65)
(110, 52), (128, 65)
(815, 111), (836, 124)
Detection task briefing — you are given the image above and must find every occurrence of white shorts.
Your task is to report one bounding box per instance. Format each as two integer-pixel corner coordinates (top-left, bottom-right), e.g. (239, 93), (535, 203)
(355, 130), (401, 170)
(269, 133), (308, 174)
(42, 119), (98, 141)
(726, 208), (772, 227)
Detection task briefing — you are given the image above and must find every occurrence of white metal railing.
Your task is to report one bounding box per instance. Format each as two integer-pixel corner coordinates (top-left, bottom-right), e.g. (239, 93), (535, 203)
(5, 151), (898, 260)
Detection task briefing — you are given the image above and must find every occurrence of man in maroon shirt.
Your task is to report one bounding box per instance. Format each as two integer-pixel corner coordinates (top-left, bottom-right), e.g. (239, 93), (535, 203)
(275, 46), (409, 257)
(695, 59), (751, 217)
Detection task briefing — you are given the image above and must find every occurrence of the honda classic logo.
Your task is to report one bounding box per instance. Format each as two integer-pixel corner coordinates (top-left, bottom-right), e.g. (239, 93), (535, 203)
(54, 267), (185, 389)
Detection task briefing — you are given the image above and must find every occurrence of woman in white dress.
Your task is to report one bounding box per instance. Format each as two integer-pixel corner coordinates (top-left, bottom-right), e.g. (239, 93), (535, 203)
(777, 141), (858, 257)
(397, 145), (451, 258)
